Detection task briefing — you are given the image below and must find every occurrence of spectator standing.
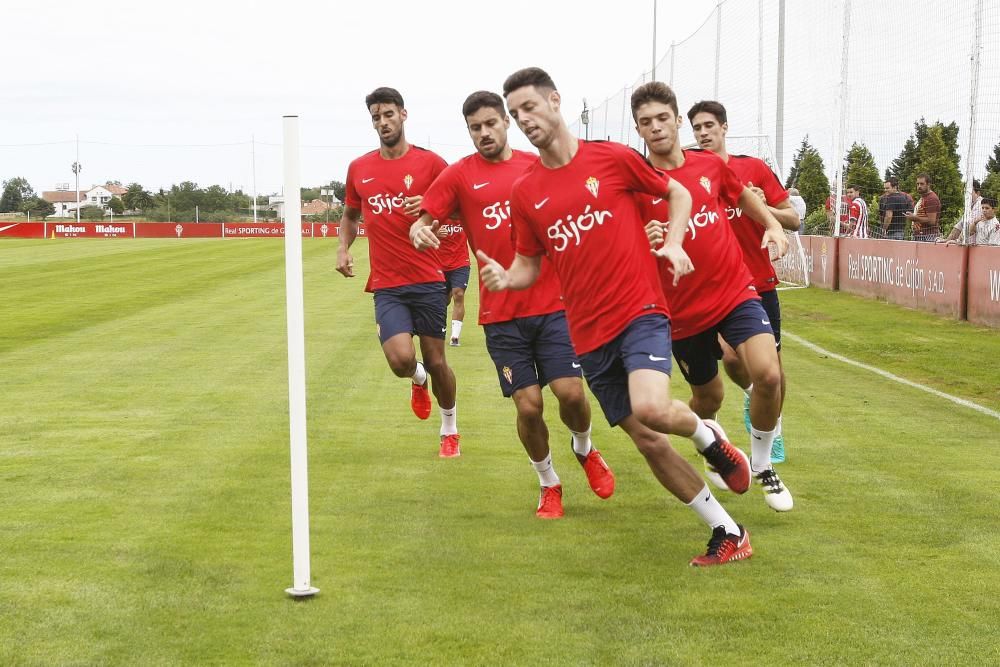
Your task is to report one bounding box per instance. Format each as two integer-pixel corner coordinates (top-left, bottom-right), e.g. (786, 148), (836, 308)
(845, 185), (869, 238)
(879, 178), (911, 240)
(906, 173), (941, 241)
(948, 196), (1000, 246)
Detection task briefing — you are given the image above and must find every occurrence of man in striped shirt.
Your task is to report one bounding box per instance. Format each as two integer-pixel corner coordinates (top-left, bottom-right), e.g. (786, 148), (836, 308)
(846, 185), (869, 239)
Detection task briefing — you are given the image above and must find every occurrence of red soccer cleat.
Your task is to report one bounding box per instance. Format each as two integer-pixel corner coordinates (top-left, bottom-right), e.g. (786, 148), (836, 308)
(577, 447), (615, 499)
(410, 380), (432, 420)
(439, 433), (461, 458)
(536, 484), (564, 519)
(690, 525), (753, 567)
(699, 419), (751, 494)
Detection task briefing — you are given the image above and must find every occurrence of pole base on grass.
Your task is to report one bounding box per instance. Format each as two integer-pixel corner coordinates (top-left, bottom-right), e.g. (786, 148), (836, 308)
(285, 586), (320, 598)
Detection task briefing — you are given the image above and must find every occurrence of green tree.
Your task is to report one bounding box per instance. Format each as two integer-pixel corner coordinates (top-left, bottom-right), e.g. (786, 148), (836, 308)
(793, 145), (830, 216)
(980, 171), (1000, 203)
(202, 185), (230, 212)
(330, 180), (346, 203)
(80, 205), (105, 220)
(891, 118), (962, 194)
(108, 196), (124, 215)
(20, 197), (55, 219)
(1, 177), (36, 213)
(913, 125), (965, 231)
(985, 139), (1000, 174)
(784, 137), (812, 189)
(843, 142), (883, 201)
(301, 187), (321, 202)
(123, 183), (154, 212)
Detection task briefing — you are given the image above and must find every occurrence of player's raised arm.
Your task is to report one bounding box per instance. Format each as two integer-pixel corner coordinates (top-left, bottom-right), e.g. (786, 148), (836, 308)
(409, 212), (441, 250)
(653, 178), (695, 285)
(336, 205), (362, 277)
(736, 186), (789, 259)
(476, 249), (541, 292)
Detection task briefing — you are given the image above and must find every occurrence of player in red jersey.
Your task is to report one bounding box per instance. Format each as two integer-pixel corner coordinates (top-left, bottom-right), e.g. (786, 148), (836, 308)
(688, 100), (800, 469)
(336, 87), (461, 458)
(632, 82), (792, 512)
(478, 67), (753, 566)
(435, 219), (470, 346)
(410, 90), (615, 518)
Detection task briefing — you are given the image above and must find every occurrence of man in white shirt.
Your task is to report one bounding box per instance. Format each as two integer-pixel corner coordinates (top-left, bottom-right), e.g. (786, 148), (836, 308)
(938, 180), (982, 244)
(787, 187), (807, 226)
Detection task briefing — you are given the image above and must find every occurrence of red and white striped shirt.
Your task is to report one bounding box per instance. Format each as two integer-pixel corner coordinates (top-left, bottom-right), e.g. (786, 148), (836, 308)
(849, 197), (869, 239)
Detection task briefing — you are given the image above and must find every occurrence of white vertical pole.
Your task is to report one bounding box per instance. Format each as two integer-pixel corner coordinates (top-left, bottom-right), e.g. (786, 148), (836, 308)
(252, 134), (258, 225)
(757, 0), (764, 159)
(651, 0), (657, 81)
(775, 0), (786, 175)
(713, 2), (722, 99)
(962, 0), (984, 245)
(832, 0), (852, 238)
(282, 115), (318, 598)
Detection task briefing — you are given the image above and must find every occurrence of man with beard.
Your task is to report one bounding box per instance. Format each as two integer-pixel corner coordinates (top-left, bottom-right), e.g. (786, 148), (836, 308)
(411, 90), (615, 518)
(337, 87), (461, 458)
(479, 68), (754, 566)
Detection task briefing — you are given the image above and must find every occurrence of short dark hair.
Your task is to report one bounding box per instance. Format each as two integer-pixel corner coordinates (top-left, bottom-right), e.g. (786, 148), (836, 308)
(973, 179), (982, 192)
(687, 100), (727, 125)
(885, 177), (899, 187)
(630, 82), (678, 119)
(365, 87), (404, 110)
(983, 196), (997, 208)
(848, 184), (861, 193)
(462, 91), (506, 119)
(502, 67), (557, 97)
(916, 172), (932, 185)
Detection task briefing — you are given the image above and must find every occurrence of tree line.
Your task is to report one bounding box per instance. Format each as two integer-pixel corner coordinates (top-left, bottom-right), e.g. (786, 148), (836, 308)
(0, 179), (347, 222)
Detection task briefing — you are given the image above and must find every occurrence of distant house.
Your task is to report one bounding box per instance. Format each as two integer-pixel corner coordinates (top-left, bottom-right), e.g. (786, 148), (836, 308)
(301, 199), (331, 216)
(42, 183), (128, 217)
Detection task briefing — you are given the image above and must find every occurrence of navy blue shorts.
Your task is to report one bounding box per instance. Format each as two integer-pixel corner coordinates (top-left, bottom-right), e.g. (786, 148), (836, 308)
(578, 314), (673, 427)
(759, 289), (782, 350)
(444, 266), (471, 292)
(484, 311), (581, 397)
(373, 282), (448, 344)
(672, 299), (774, 386)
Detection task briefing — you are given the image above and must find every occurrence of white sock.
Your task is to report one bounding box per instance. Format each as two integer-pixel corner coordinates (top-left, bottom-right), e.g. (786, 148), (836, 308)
(451, 320), (463, 340)
(412, 361), (427, 386)
(743, 384), (753, 399)
(750, 425), (777, 472)
(440, 403), (457, 436)
(686, 484), (740, 535)
(570, 424), (593, 457)
(776, 414), (783, 436)
(690, 419), (716, 453)
(530, 453), (560, 487)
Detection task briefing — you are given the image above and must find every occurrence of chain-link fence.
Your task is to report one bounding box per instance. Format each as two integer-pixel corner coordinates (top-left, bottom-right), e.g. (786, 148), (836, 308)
(570, 0), (999, 243)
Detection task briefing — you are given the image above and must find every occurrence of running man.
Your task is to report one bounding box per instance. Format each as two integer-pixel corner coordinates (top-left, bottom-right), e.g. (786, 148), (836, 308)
(688, 100), (800, 465)
(436, 218), (470, 346)
(633, 82), (793, 511)
(480, 67), (753, 566)
(411, 90), (614, 518)
(337, 86), (461, 458)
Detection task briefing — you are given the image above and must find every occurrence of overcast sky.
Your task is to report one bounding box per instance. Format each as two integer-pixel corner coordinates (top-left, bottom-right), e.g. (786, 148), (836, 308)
(3, 0), (717, 196)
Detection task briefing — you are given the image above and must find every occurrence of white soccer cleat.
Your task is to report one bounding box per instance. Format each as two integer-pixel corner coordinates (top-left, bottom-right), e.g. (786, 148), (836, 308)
(754, 468), (793, 512)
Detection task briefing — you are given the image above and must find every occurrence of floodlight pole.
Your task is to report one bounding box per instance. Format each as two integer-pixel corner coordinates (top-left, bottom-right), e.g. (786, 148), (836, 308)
(282, 115), (319, 599)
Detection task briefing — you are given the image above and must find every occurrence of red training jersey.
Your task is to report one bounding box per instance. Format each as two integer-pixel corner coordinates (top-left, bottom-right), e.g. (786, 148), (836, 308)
(344, 145), (447, 292)
(436, 220), (470, 271)
(724, 153), (790, 294)
(511, 140), (671, 355)
(421, 150), (564, 325)
(636, 150), (759, 340)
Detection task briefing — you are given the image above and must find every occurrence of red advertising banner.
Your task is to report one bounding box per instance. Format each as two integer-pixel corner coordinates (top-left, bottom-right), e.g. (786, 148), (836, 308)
(838, 239), (967, 318)
(134, 222), (223, 238)
(221, 223), (315, 238)
(49, 222), (134, 238)
(776, 235), (838, 290)
(0, 222), (45, 238)
(966, 245), (1000, 328)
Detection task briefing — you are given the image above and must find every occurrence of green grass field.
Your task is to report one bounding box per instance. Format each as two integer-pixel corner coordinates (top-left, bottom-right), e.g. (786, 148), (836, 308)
(2, 239), (999, 666)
